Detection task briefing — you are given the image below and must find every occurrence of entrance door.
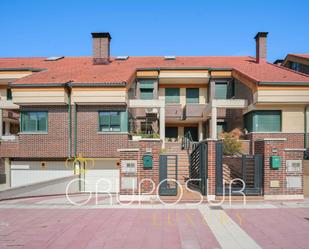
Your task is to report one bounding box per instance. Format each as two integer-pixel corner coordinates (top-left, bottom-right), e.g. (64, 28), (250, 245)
(159, 155), (178, 196)
(184, 127), (198, 141)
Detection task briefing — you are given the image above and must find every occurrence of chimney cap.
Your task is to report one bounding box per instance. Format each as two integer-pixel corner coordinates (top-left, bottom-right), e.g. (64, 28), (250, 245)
(254, 32), (268, 40)
(91, 32), (112, 40)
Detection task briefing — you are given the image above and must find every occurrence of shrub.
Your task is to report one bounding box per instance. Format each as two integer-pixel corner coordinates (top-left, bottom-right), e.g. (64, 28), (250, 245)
(221, 130), (243, 156)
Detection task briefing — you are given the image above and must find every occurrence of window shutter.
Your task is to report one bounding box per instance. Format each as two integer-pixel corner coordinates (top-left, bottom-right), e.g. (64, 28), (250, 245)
(140, 80), (154, 89)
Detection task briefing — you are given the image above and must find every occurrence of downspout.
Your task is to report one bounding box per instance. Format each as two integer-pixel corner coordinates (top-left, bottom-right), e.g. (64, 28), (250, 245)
(67, 87), (72, 159)
(304, 105), (308, 159)
(74, 102), (77, 157)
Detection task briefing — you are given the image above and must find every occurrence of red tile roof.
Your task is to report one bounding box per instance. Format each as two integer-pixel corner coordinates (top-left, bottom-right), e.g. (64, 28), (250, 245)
(0, 56), (308, 85)
(289, 54), (309, 60)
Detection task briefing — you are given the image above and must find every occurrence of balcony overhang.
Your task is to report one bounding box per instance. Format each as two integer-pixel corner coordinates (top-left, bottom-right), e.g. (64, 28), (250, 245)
(203, 99), (248, 118)
(159, 70), (210, 84)
(0, 100), (19, 110)
(128, 99), (165, 108)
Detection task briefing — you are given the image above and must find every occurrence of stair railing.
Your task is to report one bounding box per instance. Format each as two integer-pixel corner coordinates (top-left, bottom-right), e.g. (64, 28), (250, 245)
(181, 131), (199, 152)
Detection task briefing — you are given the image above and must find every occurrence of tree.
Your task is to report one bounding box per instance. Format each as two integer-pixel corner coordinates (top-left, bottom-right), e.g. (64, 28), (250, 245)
(221, 129), (243, 156)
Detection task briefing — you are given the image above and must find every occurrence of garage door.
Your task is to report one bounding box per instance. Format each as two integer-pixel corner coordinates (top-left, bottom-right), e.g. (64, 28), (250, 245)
(11, 161), (73, 187)
(84, 160), (119, 193)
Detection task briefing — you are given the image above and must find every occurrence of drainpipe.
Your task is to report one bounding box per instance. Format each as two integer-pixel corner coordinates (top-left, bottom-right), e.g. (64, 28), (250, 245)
(304, 105), (308, 159)
(67, 87), (72, 159)
(74, 102), (77, 157)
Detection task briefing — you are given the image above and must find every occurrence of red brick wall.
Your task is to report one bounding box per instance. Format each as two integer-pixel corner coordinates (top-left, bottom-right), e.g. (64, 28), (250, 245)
(1, 106), (69, 159)
(76, 105), (132, 158)
(207, 140), (216, 195)
(247, 133), (306, 154)
(255, 139), (303, 196)
(119, 140), (161, 195)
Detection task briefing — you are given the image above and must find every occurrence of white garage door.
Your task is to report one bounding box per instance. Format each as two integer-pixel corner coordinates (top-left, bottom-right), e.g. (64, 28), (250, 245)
(11, 161), (73, 187)
(84, 160), (119, 193)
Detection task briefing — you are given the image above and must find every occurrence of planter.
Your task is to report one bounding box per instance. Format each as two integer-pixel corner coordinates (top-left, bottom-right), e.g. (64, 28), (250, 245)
(132, 135), (142, 141)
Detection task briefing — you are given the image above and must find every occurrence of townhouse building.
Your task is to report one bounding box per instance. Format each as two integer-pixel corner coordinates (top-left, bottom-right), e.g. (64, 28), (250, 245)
(0, 32), (308, 199)
(281, 54), (309, 75)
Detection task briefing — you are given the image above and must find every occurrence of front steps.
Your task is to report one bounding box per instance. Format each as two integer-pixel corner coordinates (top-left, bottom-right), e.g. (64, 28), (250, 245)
(165, 142), (190, 185)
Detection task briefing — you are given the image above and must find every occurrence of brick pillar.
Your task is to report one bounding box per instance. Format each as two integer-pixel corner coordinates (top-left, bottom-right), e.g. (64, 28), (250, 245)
(118, 140), (161, 196)
(207, 139), (217, 198)
(255, 138), (304, 199)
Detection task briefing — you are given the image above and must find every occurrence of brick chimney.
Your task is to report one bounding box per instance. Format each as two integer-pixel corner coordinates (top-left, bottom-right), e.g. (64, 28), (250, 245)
(91, 32), (112, 65)
(255, 32), (268, 63)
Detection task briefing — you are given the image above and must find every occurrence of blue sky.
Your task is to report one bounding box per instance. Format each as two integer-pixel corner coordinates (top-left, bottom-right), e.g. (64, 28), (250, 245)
(0, 0), (308, 62)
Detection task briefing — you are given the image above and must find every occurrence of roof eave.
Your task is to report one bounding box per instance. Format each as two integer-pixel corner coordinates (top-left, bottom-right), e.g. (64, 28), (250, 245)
(258, 81), (309, 86)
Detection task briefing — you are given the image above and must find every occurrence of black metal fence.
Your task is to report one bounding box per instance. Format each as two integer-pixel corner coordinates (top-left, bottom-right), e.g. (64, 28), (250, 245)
(216, 141), (263, 196)
(189, 141), (207, 195)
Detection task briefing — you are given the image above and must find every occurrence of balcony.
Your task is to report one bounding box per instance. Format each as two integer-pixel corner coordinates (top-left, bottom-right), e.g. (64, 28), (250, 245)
(184, 104), (207, 119)
(165, 104), (183, 120)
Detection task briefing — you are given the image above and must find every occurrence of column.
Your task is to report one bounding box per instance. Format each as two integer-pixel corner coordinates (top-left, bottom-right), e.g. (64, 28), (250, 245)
(211, 106), (217, 139)
(159, 107), (165, 149)
(4, 158), (10, 187)
(0, 109), (2, 139)
(198, 121), (203, 141)
(209, 80), (216, 102)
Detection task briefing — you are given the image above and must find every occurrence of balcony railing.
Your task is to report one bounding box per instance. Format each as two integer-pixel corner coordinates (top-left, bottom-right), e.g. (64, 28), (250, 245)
(184, 104), (207, 119)
(165, 104), (183, 120)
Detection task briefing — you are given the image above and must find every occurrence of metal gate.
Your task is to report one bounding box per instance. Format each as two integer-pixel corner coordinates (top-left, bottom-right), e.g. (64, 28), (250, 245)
(159, 155), (178, 196)
(216, 142), (263, 195)
(189, 142), (207, 195)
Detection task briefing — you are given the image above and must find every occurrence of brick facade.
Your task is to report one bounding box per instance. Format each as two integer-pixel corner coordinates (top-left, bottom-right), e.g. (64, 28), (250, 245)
(247, 133), (306, 154)
(206, 140), (216, 196)
(1, 105), (69, 159)
(76, 105), (132, 158)
(119, 140), (161, 195)
(254, 139), (303, 197)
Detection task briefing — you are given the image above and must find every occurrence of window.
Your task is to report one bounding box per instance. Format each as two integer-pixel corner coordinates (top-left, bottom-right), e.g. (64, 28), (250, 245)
(217, 122), (227, 138)
(21, 111), (48, 132)
(244, 110), (281, 132)
(99, 111), (121, 132)
(215, 82), (228, 99)
(99, 110), (128, 132)
(139, 80), (154, 99)
(186, 88), (199, 104)
(165, 88), (180, 103)
(140, 89), (153, 99)
(291, 62), (300, 71)
(6, 89), (12, 100)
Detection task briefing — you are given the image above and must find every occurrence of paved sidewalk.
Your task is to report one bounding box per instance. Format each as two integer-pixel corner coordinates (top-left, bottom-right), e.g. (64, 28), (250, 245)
(0, 208), (219, 249)
(226, 208), (309, 249)
(0, 195), (309, 248)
